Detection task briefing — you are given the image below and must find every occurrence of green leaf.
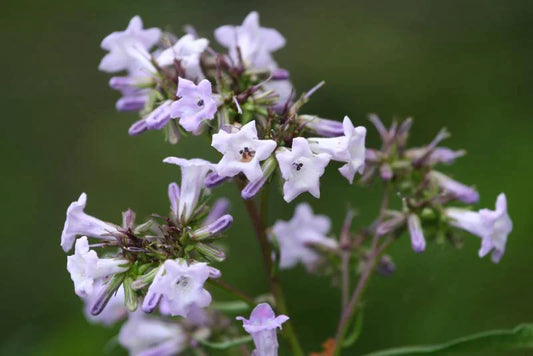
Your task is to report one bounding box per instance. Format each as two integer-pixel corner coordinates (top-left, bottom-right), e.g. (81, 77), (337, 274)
(196, 335), (252, 350)
(363, 323), (533, 355)
(343, 310), (364, 348)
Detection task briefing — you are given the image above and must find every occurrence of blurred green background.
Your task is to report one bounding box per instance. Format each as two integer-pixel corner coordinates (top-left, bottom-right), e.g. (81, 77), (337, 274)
(1, 0), (532, 354)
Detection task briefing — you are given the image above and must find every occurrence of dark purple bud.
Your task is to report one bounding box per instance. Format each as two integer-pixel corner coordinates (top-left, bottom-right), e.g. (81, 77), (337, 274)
(141, 292), (161, 313)
(205, 172), (230, 188)
(300, 115), (344, 137)
(116, 95), (146, 112)
(203, 198), (230, 225)
(191, 214), (233, 240)
(377, 255), (396, 276)
(128, 119), (148, 136)
(241, 176), (268, 200)
(271, 68), (290, 80)
(146, 101), (172, 130)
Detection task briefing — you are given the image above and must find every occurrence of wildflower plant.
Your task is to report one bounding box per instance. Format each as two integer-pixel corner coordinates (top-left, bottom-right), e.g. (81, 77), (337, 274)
(59, 11), (530, 356)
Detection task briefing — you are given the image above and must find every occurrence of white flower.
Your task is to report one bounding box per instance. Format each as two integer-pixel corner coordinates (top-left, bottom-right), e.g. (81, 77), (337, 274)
(308, 116), (366, 183)
(446, 193), (513, 263)
(142, 259), (218, 318)
(99, 16), (161, 73)
(61, 193), (119, 252)
(271, 203), (337, 269)
(162, 157), (213, 223)
(119, 311), (187, 356)
(214, 11), (285, 69)
(275, 137), (331, 202)
(156, 34), (209, 80)
(67, 236), (128, 297)
(212, 121), (277, 181)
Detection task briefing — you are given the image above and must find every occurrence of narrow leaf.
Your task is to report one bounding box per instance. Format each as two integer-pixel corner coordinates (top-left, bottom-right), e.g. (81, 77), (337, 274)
(196, 335), (252, 350)
(364, 324), (533, 355)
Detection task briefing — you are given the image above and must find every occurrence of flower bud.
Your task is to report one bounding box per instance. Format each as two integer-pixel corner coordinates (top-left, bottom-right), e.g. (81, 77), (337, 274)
(299, 115), (344, 137)
(196, 243), (226, 262)
(205, 172), (229, 188)
(191, 214), (233, 240)
(408, 214), (426, 253)
(430, 171), (479, 204)
(128, 119), (148, 136)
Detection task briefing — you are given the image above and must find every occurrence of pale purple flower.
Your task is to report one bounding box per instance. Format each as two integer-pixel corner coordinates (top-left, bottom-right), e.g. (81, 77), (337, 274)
(214, 11), (285, 69)
(170, 78), (218, 132)
(212, 121), (277, 181)
(271, 203), (337, 269)
(299, 115), (345, 137)
(430, 171), (479, 204)
(156, 34), (209, 80)
(307, 116), (366, 184)
(99, 16), (161, 73)
(407, 214), (426, 253)
(236, 303), (289, 356)
(128, 118), (149, 136)
(163, 157), (213, 223)
(142, 259), (217, 318)
(275, 138), (331, 202)
(83, 283), (127, 326)
(61, 193), (119, 252)
(119, 311), (186, 356)
(67, 236), (128, 297)
(446, 193), (513, 263)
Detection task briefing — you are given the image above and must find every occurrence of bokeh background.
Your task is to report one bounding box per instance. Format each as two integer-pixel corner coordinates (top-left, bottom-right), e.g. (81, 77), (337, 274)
(1, 0), (532, 354)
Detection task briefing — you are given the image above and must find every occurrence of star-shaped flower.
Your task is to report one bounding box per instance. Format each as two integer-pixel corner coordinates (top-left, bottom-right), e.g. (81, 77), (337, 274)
(307, 116), (366, 184)
(99, 16), (161, 73)
(275, 138), (331, 202)
(61, 193), (119, 252)
(214, 11), (285, 69)
(236, 303), (288, 356)
(142, 259), (219, 318)
(446, 193), (513, 263)
(211, 121), (277, 181)
(156, 34), (209, 80)
(67, 236), (128, 297)
(170, 78), (218, 133)
(271, 203), (337, 269)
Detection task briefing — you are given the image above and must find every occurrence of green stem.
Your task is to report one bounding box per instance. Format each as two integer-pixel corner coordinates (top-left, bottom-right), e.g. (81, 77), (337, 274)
(238, 181), (304, 356)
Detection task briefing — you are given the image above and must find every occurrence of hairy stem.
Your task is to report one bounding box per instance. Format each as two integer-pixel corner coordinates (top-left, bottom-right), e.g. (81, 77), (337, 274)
(238, 182), (304, 356)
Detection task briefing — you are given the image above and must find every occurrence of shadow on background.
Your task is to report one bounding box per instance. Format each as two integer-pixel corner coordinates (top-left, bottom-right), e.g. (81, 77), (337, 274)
(1, 0), (532, 354)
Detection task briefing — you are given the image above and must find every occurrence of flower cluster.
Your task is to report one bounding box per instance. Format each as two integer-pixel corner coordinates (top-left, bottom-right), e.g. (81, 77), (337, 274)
(59, 11), (515, 356)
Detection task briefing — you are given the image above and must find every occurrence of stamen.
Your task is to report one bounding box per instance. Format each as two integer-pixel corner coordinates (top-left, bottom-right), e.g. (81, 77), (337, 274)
(292, 162), (304, 171)
(239, 146), (256, 162)
(197, 99), (204, 107)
